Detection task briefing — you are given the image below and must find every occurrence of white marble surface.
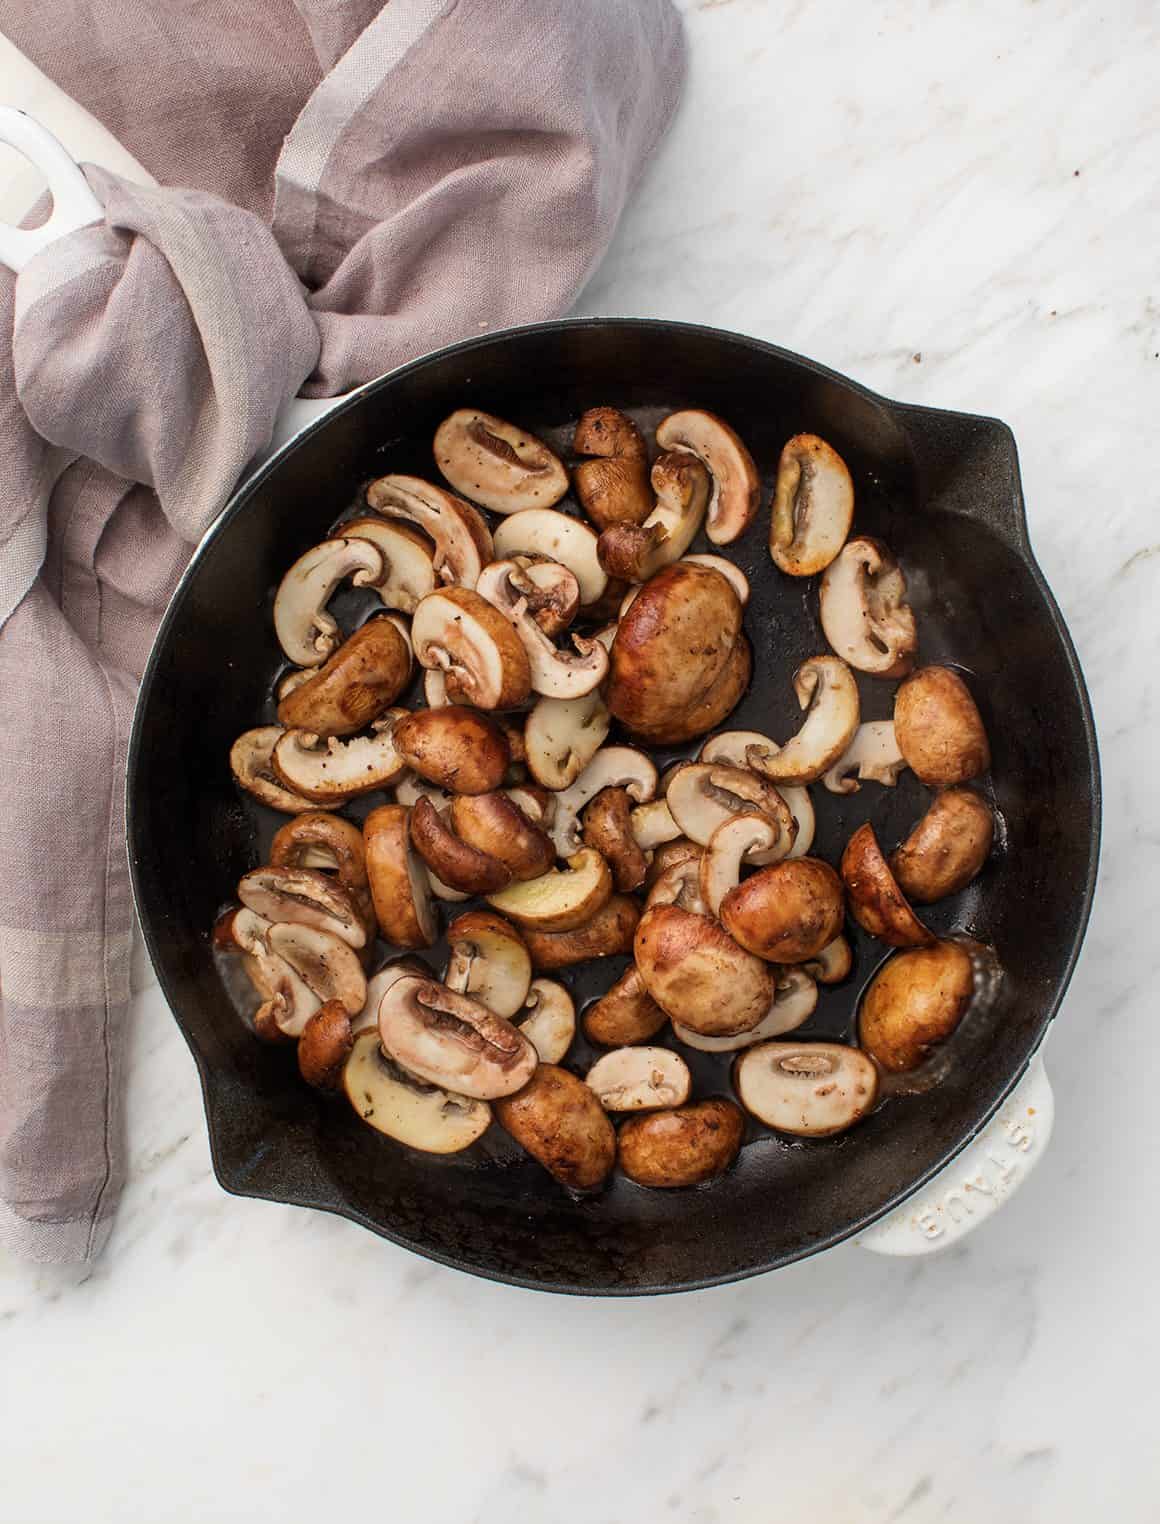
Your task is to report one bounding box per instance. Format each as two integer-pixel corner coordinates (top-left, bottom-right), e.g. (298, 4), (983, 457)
(2, 2), (1157, 1519)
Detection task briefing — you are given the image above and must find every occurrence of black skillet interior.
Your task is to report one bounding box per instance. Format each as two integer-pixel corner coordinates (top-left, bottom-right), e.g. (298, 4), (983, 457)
(127, 320), (1099, 1294)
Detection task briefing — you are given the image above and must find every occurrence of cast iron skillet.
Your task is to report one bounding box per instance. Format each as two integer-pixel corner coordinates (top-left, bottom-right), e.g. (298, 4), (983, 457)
(126, 319), (1100, 1294)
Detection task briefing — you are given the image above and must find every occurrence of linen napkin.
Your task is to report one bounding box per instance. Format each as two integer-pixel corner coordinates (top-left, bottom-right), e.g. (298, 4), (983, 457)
(0, 0), (686, 1261)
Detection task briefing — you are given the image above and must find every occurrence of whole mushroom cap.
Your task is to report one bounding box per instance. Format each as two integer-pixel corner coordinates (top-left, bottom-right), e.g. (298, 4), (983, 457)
(634, 903), (774, 1036)
(894, 666), (991, 786)
(719, 857), (845, 964)
(858, 941), (975, 1072)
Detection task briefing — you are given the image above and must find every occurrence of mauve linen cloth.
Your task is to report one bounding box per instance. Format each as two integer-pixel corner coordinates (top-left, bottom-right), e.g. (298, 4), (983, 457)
(0, 0), (685, 1261)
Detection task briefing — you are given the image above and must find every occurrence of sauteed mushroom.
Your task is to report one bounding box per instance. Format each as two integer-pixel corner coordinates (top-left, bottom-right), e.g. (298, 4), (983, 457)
(802, 935), (853, 985)
(586, 1047), (691, 1112)
(237, 865), (368, 949)
(769, 433), (855, 576)
(298, 1000), (356, 1091)
(270, 812), (369, 904)
(596, 451), (711, 582)
(410, 587), (531, 710)
(745, 656), (859, 785)
(513, 979), (575, 1063)
(363, 804), (438, 948)
(720, 857), (845, 964)
(393, 706), (511, 795)
(486, 848), (612, 932)
(494, 1064), (616, 1190)
(230, 726), (320, 813)
(434, 409), (568, 513)
(635, 891), (774, 1036)
(343, 1031), (492, 1153)
(821, 720), (907, 795)
(366, 474), (492, 588)
(524, 689), (610, 790)
(840, 822), (932, 947)
(267, 922), (367, 1015)
(582, 963), (668, 1046)
(550, 746), (658, 858)
(666, 763), (796, 867)
(217, 907), (320, 1040)
(273, 537), (385, 666)
(409, 796), (512, 895)
(819, 536), (917, 677)
(617, 1098), (744, 1187)
(522, 895), (640, 971)
(572, 406), (653, 529)
(734, 1042), (878, 1136)
(476, 559), (608, 698)
(890, 788), (994, 903)
(858, 940), (976, 1072)
(276, 617), (411, 737)
(698, 730), (815, 857)
(338, 516), (436, 612)
(673, 968), (818, 1051)
(378, 974), (536, 1099)
(655, 409), (759, 545)
(443, 909), (532, 1019)
(582, 786), (649, 892)
(450, 791), (554, 881)
(492, 510), (607, 607)
(894, 666), (991, 785)
(272, 714), (408, 801)
(682, 554), (750, 605)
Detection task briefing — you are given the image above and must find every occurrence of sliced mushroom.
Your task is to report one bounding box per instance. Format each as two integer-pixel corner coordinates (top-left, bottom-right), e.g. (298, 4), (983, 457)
(443, 909), (533, 1019)
(524, 690), (610, 790)
(266, 922), (367, 1016)
(744, 656), (860, 785)
(894, 666), (991, 785)
(821, 720), (907, 795)
(734, 1041), (879, 1136)
(522, 895), (640, 971)
(572, 406), (653, 529)
(720, 857), (845, 965)
(410, 586), (531, 710)
(698, 814), (782, 917)
(629, 799), (683, 852)
(378, 974), (536, 1099)
(642, 837), (702, 891)
(819, 536), (917, 676)
(363, 804), (438, 948)
(268, 812), (371, 928)
(550, 746), (658, 858)
(219, 906), (320, 1039)
(339, 516), (436, 613)
(509, 555), (581, 638)
(393, 706), (511, 795)
(272, 713), (407, 801)
(476, 559), (608, 698)
(890, 788), (994, 903)
(596, 451), (710, 582)
(343, 1031), (491, 1152)
(681, 554), (750, 605)
(769, 433), (855, 577)
(658, 635), (751, 746)
(273, 538), (385, 667)
(802, 935), (853, 985)
(298, 1000), (356, 1090)
(513, 979), (575, 1064)
(645, 852), (708, 915)
(582, 787), (649, 893)
(858, 940), (976, 1071)
(582, 963), (668, 1046)
(635, 902), (774, 1036)
(276, 617), (411, 738)
(586, 1047), (691, 1112)
(494, 1064), (616, 1190)
(362, 955), (432, 1035)
(486, 847), (612, 932)
(409, 795), (511, 894)
(654, 409), (759, 545)
(617, 1098), (744, 1187)
(505, 782), (555, 827)
(423, 668), (449, 708)
(698, 731), (815, 857)
(665, 763), (796, 867)
(492, 510), (607, 607)
(366, 474), (492, 589)
(840, 822), (932, 947)
(229, 726), (321, 814)
(673, 968), (818, 1050)
(449, 791), (554, 881)
(237, 866), (368, 949)
(433, 409), (568, 513)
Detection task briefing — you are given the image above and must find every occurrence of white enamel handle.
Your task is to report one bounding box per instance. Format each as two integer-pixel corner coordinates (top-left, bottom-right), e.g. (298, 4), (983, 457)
(0, 108), (102, 273)
(858, 1052), (1053, 1255)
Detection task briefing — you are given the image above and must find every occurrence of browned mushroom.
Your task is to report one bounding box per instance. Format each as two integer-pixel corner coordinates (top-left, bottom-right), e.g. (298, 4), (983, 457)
(487, 848), (613, 932)
(276, 618), (411, 737)
(336, 517), (436, 612)
(582, 786), (649, 892)
(719, 857), (845, 965)
(521, 894), (640, 971)
(582, 962), (669, 1046)
(363, 804), (438, 948)
(840, 822), (933, 947)
(443, 909), (532, 1019)
(617, 1098), (744, 1187)
(819, 536), (917, 677)
(654, 409), (759, 545)
(572, 406), (653, 529)
(298, 999), (356, 1091)
(237, 865), (368, 949)
(890, 788), (994, 903)
(378, 974), (537, 1099)
(366, 474), (493, 588)
(494, 1064), (616, 1190)
(409, 795), (511, 895)
(273, 537), (385, 666)
(769, 433), (855, 577)
(433, 409), (568, 514)
(859, 941), (976, 1071)
(449, 791), (554, 881)
(596, 452), (711, 582)
(269, 812), (367, 897)
(393, 706), (511, 795)
(894, 666), (991, 785)
(643, 837), (703, 891)
(410, 587), (531, 710)
(229, 726), (322, 814)
(635, 896), (774, 1036)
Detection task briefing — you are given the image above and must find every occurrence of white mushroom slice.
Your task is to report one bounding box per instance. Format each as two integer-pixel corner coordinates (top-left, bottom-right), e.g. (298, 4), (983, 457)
(229, 726), (320, 814)
(802, 935), (853, 985)
(822, 721), (908, 795)
(361, 957), (430, 1036)
(699, 815), (784, 918)
(525, 690), (610, 790)
(629, 799), (681, 851)
(394, 774), (453, 811)
(384, 613), (413, 664)
(433, 409), (568, 513)
(444, 911), (533, 1019)
(593, 623), (618, 653)
(618, 584), (642, 619)
(654, 409), (759, 546)
(226, 907), (322, 1037)
(595, 452), (710, 582)
(665, 763), (796, 867)
(493, 510), (607, 606)
(486, 848), (612, 931)
(410, 586), (531, 710)
(682, 554), (750, 604)
(673, 970), (818, 1051)
(423, 668), (449, 708)
(237, 866), (367, 949)
(343, 1030), (491, 1153)
(378, 975), (537, 1100)
(550, 746), (658, 857)
(769, 433), (855, 577)
(340, 517), (436, 613)
(585, 1047), (691, 1112)
(476, 560), (608, 699)
(744, 656), (860, 785)
(734, 1041), (879, 1136)
(273, 538), (385, 667)
(514, 979), (575, 1064)
(698, 731), (815, 857)
(366, 474), (493, 589)
(272, 713), (407, 801)
(505, 784), (556, 827)
(645, 853), (708, 915)
(819, 536), (917, 676)
(266, 922), (367, 1018)
(275, 669), (314, 701)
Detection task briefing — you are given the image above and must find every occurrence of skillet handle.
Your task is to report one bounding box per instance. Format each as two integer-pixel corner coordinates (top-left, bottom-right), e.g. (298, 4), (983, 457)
(0, 108), (102, 274)
(857, 1053), (1053, 1256)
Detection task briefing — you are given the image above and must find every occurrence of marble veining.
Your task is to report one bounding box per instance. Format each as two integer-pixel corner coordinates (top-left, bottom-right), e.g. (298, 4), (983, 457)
(2, 1), (1158, 1518)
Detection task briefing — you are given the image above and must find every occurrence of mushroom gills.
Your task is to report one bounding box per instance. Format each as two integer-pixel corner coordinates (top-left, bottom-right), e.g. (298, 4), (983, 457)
(433, 409), (568, 514)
